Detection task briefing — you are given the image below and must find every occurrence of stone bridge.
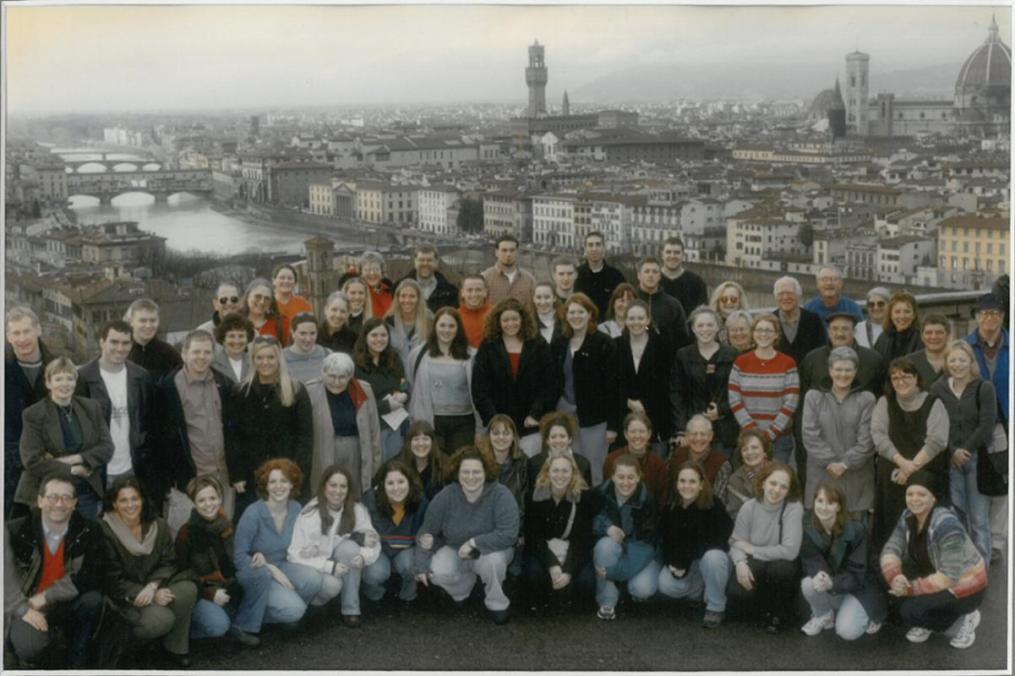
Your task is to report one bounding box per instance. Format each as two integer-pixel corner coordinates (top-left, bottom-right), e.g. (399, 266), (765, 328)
(66, 169), (212, 204)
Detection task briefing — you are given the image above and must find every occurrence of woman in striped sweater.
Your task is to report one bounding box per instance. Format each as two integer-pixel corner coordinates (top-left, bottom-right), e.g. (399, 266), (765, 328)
(728, 314), (800, 464)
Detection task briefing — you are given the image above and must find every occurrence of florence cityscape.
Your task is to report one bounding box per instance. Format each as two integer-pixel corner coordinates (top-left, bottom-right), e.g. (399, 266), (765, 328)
(2, 3), (1012, 673)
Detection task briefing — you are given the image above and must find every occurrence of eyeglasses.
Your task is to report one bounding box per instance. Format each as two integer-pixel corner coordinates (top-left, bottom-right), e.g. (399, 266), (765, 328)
(868, 300), (886, 308)
(753, 327), (776, 335)
(252, 335), (279, 345)
(43, 494), (76, 505)
(890, 373), (916, 383)
(218, 296), (240, 305)
(978, 310), (1002, 318)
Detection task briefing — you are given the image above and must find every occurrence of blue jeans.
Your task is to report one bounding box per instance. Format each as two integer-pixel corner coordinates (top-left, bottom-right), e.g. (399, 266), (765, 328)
(593, 537), (659, 608)
(800, 577), (872, 640)
(190, 598), (231, 639)
(771, 434), (795, 464)
(657, 549), (731, 612)
(363, 548), (417, 601)
(950, 452), (992, 561)
(234, 560), (323, 633)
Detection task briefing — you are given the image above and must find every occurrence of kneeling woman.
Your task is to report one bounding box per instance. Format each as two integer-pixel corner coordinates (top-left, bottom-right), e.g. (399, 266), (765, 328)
(99, 476), (198, 667)
(524, 453), (596, 609)
(657, 462), (733, 629)
(175, 476), (260, 647)
(362, 460), (429, 603)
(233, 459), (324, 635)
(726, 462), (803, 633)
(414, 446), (520, 624)
(592, 454), (660, 620)
(288, 466), (380, 627)
(880, 472), (987, 649)
(799, 481), (887, 640)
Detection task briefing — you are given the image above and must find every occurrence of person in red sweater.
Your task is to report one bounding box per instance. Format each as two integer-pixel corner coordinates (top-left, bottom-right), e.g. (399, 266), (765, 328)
(359, 252), (394, 318)
(602, 412), (669, 506)
(668, 414), (733, 507)
(458, 273), (491, 349)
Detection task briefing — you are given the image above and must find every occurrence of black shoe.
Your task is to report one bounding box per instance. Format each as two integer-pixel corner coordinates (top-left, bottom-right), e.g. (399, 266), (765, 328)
(342, 614), (362, 628)
(227, 625), (261, 648)
(489, 608), (510, 625)
(765, 616), (784, 634)
(703, 610), (725, 629)
(276, 619), (305, 633)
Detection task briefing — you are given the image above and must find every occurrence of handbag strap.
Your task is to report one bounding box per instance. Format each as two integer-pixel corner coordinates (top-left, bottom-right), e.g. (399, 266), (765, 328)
(560, 499), (577, 541)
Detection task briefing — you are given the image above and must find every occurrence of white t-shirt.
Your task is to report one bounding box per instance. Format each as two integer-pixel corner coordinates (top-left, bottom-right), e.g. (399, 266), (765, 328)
(228, 356), (244, 382)
(100, 366), (132, 476)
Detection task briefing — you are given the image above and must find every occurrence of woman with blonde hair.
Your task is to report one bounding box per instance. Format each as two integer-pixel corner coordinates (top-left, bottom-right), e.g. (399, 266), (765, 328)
(711, 281), (750, 323)
(341, 277), (373, 336)
(385, 278), (432, 369)
(227, 336), (314, 514)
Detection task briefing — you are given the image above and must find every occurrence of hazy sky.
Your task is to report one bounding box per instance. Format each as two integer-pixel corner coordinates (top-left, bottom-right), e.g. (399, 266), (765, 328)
(5, 3), (1011, 113)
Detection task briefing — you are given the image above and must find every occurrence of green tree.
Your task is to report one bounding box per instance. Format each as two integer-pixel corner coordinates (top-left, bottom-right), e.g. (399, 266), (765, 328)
(798, 222), (814, 248)
(457, 196), (484, 234)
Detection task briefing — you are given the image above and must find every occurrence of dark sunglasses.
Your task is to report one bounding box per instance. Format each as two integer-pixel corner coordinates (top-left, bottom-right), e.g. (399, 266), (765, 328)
(868, 300), (886, 308)
(218, 296), (240, 305)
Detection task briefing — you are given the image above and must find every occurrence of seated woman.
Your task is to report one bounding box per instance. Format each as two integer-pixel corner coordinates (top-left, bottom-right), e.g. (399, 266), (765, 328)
(668, 415), (733, 507)
(724, 429), (772, 520)
(726, 462), (803, 633)
(99, 476), (198, 668)
(524, 452), (596, 610)
(479, 414), (529, 574)
(657, 461), (733, 629)
(288, 465), (380, 628)
(362, 460), (429, 604)
(881, 471), (987, 649)
(174, 476), (259, 647)
(232, 459), (323, 636)
(602, 412), (669, 505)
(592, 454), (660, 621)
(526, 411), (593, 492)
(414, 446), (519, 625)
(800, 481), (887, 641)
(396, 421), (446, 500)
(307, 352), (382, 494)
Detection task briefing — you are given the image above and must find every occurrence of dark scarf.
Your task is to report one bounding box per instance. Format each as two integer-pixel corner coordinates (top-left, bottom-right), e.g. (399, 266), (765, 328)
(187, 507), (234, 575)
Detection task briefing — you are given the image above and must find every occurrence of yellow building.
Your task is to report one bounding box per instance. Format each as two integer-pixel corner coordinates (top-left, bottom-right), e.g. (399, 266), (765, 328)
(937, 212), (1009, 289)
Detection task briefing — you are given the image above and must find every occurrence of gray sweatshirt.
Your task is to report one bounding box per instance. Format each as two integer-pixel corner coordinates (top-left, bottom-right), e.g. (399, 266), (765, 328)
(729, 498), (804, 564)
(414, 481), (519, 573)
(929, 376), (997, 454)
(283, 345), (331, 385)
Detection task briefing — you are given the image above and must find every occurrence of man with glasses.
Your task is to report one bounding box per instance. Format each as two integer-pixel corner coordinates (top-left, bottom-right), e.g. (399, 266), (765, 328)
(964, 293), (1009, 567)
(803, 266), (864, 324)
(855, 287), (890, 349)
(196, 282), (243, 341)
(773, 276), (826, 366)
(575, 231), (626, 318)
(5, 474), (104, 668)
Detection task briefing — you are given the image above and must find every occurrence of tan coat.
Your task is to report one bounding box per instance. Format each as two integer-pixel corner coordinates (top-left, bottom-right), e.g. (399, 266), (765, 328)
(306, 377), (382, 492)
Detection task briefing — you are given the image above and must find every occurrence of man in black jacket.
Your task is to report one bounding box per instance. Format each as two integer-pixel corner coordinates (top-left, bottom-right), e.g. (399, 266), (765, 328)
(125, 298), (182, 383)
(575, 231), (626, 319)
(156, 329), (236, 519)
(398, 243), (459, 313)
(773, 276), (827, 366)
(6, 474), (104, 668)
(5, 306), (54, 518)
(75, 320), (156, 501)
(660, 237), (708, 315)
(634, 257), (691, 349)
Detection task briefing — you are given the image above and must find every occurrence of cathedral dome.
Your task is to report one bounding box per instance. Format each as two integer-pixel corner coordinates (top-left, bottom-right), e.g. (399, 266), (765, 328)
(955, 16), (1011, 95)
(809, 78), (846, 117)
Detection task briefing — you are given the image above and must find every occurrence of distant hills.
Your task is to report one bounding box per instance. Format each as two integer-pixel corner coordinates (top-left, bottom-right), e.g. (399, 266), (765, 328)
(570, 61), (963, 103)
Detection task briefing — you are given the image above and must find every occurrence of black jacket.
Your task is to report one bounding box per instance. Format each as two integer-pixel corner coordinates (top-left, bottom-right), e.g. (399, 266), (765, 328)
(226, 380), (314, 499)
(524, 486), (598, 576)
(527, 451), (592, 497)
(660, 269), (708, 318)
(873, 327), (921, 366)
(471, 337), (559, 434)
(155, 367), (236, 493)
(776, 308), (827, 367)
(5, 341), (54, 447)
(592, 481), (658, 545)
(7, 509), (103, 605)
(575, 261), (627, 319)
(127, 337), (183, 384)
(75, 359), (155, 490)
(615, 331), (673, 440)
(660, 499), (732, 571)
(635, 287), (691, 350)
(800, 519), (887, 622)
(397, 270), (460, 314)
(670, 344), (739, 448)
(98, 517), (184, 609)
(552, 331), (617, 429)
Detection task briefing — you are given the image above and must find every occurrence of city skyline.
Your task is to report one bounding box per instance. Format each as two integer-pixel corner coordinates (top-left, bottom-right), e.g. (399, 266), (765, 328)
(5, 3), (1011, 114)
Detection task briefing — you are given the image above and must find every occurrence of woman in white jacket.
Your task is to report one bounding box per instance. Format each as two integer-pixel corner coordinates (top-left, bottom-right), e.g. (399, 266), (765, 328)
(287, 465), (380, 627)
(407, 307), (483, 456)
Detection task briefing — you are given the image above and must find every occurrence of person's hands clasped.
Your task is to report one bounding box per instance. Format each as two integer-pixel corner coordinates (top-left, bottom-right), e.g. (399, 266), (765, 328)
(133, 582), (158, 608)
(154, 587), (175, 606)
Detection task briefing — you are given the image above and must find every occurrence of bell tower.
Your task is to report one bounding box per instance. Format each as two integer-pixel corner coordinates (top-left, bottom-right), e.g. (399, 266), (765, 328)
(526, 40), (548, 118)
(845, 51), (870, 135)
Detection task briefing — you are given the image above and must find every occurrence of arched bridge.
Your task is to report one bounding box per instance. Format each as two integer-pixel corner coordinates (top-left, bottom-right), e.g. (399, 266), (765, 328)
(66, 169), (212, 204)
(62, 159), (164, 173)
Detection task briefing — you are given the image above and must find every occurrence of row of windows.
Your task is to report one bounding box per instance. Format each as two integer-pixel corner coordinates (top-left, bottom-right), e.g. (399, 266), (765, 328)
(942, 256), (1008, 272)
(942, 227), (1007, 238)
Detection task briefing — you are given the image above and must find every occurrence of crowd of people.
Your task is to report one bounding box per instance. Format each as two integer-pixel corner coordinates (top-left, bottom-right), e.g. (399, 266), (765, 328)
(3, 234), (1009, 669)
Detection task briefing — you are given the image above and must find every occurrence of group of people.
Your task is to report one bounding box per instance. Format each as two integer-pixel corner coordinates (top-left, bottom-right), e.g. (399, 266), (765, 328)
(3, 234), (1009, 669)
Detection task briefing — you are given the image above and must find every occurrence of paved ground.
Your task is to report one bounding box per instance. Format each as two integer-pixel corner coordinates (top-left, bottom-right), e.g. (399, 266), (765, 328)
(147, 559), (1010, 672)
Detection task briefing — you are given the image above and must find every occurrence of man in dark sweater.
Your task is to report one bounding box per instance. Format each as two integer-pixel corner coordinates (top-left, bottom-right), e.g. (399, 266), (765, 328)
(125, 298), (182, 383)
(635, 257), (691, 349)
(660, 237), (708, 315)
(773, 275), (827, 366)
(575, 231), (626, 319)
(5, 306), (54, 518)
(397, 243), (459, 313)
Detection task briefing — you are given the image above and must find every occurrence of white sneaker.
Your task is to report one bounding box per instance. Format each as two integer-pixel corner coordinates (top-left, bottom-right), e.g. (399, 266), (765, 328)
(906, 626), (932, 643)
(950, 611), (980, 649)
(968, 609), (981, 631)
(866, 620), (883, 635)
(597, 605), (616, 620)
(801, 613), (835, 636)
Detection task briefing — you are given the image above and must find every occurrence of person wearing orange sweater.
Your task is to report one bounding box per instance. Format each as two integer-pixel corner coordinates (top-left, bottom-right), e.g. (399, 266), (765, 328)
(272, 264), (313, 326)
(458, 273), (491, 349)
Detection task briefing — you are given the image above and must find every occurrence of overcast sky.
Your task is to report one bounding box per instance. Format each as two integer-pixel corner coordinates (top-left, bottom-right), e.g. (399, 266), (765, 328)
(6, 3), (1011, 114)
